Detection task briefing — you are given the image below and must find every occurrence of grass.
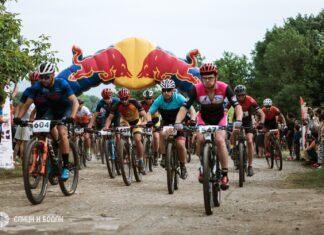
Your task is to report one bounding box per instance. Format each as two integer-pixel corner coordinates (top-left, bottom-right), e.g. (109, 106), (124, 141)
(285, 167), (324, 189)
(0, 165), (23, 180)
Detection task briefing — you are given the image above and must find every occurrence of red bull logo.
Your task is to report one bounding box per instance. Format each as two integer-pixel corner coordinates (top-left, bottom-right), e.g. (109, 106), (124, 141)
(137, 48), (200, 84)
(68, 46), (132, 82)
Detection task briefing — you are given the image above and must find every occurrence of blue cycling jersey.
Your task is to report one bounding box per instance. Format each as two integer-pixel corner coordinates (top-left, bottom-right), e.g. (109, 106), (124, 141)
(29, 78), (74, 114)
(22, 87), (47, 118)
(149, 92), (186, 124)
(95, 98), (120, 117)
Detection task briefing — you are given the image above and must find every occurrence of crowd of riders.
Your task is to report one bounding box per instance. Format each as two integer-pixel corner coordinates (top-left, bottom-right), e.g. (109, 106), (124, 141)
(4, 60), (323, 190)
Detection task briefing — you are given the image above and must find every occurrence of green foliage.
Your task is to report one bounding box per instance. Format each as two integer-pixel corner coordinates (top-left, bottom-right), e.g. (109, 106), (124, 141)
(215, 52), (253, 88)
(250, 10), (324, 112)
(0, 3), (60, 105)
(79, 94), (100, 113)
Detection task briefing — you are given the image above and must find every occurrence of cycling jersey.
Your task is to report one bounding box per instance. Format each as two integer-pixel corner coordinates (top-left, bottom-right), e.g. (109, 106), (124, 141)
(22, 87), (47, 119)
(262, 106), (280, 130)
(238, 95), (260, 125)
(29, 78), (74, 116)
(95, 98), (120, 118)
(184, 81), (239, 125)
(149, 92), (186, 125)
(111, 99), (144, 125)
(141, 100), (160, 124)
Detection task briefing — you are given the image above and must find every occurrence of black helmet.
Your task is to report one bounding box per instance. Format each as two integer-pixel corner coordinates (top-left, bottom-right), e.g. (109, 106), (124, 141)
(234, 85), (246, 96)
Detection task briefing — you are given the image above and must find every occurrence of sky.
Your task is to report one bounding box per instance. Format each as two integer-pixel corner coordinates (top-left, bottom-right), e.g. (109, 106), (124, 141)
(6, 0), (323, 96)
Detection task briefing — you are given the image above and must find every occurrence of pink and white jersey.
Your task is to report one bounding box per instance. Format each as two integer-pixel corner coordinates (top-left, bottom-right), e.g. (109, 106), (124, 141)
(184, 81), (238, 125)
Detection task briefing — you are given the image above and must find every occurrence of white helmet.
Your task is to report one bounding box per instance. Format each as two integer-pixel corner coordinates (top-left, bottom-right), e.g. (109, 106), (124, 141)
(38, 62), (55, 75)
(143, 89), (153, 98)
(160, 79), (175, 89)
(263, 98), (272, 107)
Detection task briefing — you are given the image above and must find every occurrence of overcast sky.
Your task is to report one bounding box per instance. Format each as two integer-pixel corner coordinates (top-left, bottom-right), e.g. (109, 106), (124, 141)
(6, 0), (323, 96)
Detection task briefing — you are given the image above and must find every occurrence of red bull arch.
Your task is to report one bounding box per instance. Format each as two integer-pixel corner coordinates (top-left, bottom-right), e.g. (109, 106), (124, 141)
(57, 37), (201, 95)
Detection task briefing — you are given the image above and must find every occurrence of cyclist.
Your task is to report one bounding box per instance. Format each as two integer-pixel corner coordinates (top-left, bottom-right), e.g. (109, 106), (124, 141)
(175, 63), (243, 190)
(75, 98), (92, 160)
(141, 89), (160, 166)
(88, 88), (120, 129)
(232, 84), (265, 176)
(14, 62), (79, 180)
(262, 98), (286, 158)
(104, 88), (147, 175)
(146, 79), (196, 180)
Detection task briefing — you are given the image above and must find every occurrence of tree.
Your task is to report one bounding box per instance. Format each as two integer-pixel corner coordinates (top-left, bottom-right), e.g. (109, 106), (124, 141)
(0, 2), (60, 105)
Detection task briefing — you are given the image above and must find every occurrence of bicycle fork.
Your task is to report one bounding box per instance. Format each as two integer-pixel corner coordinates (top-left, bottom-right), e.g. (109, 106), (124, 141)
(29, 139), (48, 176)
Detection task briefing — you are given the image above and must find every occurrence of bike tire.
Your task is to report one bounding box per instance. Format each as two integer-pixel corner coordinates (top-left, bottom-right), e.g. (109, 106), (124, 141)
(166, 142), (175, 194)
(99, 138), (105, 164)
(23, 139), (48, 205)
(118, 140), (133, 186)
(78, 138), (86, 168)
(238, 143), (244, 187)
(104, 140), (116, 178)
(202, 143), (213, 215)
(266, 145), (274, 169)
(273, 139), (283, 171)
(48, 176), (59, 185)
(132, 148), (142, 182)
(59, 140), (79, 196)
(143, 137), (153, 172)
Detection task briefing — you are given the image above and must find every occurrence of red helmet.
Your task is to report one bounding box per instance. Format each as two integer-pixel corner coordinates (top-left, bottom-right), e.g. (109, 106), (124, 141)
(199, 63), (218, 75)
(29, 71), (40, 81)
(118, 88), (130, 99)
(101, 88), (112, 99)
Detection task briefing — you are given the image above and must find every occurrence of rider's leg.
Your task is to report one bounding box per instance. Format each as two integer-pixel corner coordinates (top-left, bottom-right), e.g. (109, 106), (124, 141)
(134, 133), (144, 160)
(215, 130), (228, 170)
(176, 137), (188, 179)
(57, 125), (69, 166)
(246, 133), (254, 167)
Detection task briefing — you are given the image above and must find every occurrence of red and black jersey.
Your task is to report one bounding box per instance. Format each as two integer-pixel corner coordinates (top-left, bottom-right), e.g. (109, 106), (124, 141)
(262, 106), (280, 121)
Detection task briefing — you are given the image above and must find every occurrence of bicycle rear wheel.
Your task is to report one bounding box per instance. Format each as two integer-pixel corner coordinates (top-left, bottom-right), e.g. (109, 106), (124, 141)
(132, 148), (142, 182)
(59, 141), (79, 196)
(23, 139), (48, 205)
(273, 139), (283, 170)
(266, 144), (274, 169)
(118, 140), (133, 186)
(238, 143), (244, 187)
(78, 138), (86, 168)
(166, 142), (176, 194)
(202, 143), (213, 215)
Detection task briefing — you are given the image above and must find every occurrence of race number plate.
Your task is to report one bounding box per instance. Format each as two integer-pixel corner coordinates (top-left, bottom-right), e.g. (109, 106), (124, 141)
(33, 120), (51, 133)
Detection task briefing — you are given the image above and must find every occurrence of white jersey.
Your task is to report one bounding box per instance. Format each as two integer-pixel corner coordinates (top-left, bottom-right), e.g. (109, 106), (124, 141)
(76, 106), (92, 117)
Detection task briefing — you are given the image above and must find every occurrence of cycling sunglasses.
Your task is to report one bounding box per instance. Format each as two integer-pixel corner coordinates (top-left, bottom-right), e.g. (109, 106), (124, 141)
(162, 88), (173, 93)
(40, 74), (52, 80)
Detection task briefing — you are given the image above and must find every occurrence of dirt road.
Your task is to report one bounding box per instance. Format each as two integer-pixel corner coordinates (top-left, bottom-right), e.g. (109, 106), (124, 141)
(0, 157), (323, 235)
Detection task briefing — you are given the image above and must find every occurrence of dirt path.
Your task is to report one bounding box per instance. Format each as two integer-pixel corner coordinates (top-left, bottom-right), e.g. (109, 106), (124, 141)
(0, 157), (323, 235)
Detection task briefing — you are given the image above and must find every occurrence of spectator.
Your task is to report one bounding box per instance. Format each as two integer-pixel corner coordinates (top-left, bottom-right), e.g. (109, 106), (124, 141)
(286, 112), (295, 159)
(293, 123), (302, 161)
(305, 132), (319, 168)
(318, 112), (324, 168)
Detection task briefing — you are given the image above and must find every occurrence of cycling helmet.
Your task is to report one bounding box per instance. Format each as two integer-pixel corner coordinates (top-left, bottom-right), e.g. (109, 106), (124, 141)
(38, 62), (55, 75)
(143, 89), (153, 98)
(199, 63), (218, 75)
(101, 88), (112, 99)
(234, 85), (247, 96)
(118, 88), (130, 99)
(263, 98), (272, 107)
(29, 71), (40, 81)
(160, 79), (175, 89)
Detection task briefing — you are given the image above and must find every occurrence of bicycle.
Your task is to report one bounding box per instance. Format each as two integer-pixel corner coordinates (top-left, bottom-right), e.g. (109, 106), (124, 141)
(116, 125), (145, 186)
(143, 127), (154, 172)
(161, 125), (192, 194)
(265, 129), (283, 170)
(198, 125), (223, 215)
(73, 126), (87, 168)
(185, 130), (195, 163)
(232, 122), (247, 187)
(22, 119), (79, 205)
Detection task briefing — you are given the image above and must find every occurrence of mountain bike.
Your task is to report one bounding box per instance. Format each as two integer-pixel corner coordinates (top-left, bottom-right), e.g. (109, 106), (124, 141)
(143, 127), (154, 172)
(73, 126), (87, 168)
(22, 119), (79, 205)
(116, 125), (144, 186)
(198, 125), (223, 215)
(232, 122), (247, 187)
(268, 129), (283, 170)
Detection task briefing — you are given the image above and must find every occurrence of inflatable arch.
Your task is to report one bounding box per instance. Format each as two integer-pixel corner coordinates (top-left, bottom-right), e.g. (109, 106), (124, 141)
(57, 37), (202, 96)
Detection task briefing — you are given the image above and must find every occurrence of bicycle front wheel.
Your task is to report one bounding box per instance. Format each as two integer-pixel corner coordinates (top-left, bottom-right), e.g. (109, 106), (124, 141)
(118, 140), (133, 186)
(143, 137), (153, 172)
(238, 143), (245, 187)
(166, 142), (176, 194)
(59, 140), (79, 196)
(273, 139), (283, 170)
(23, 139), (49, 205)
(104, 140), (117, 178)
(202, 143), (214, 215)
